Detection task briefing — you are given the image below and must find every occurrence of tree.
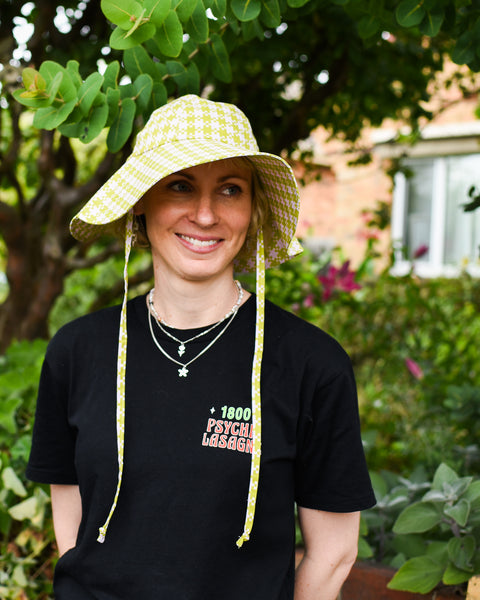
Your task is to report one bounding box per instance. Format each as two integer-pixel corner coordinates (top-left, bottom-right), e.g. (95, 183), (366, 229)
(1, 0), (479, 351)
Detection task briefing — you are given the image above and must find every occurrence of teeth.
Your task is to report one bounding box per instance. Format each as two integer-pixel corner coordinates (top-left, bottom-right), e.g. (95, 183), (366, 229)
(179, 235), (218, 247)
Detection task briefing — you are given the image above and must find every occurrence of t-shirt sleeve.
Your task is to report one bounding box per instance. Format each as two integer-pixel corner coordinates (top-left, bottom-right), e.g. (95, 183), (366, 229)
(295, 353), (375, 512)
(26, 337), (78, 485)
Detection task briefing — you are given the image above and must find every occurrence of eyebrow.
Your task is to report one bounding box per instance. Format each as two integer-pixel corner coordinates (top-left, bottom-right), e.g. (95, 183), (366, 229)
(172, 170), (251, 183)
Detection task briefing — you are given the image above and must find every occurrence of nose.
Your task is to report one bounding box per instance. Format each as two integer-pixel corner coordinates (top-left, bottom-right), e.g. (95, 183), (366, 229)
(190, 194), (219, 227)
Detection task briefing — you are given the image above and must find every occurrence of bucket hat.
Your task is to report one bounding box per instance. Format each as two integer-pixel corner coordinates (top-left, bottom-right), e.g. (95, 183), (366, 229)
(70, 94), (302, 549)
(70, 94), (302, 271)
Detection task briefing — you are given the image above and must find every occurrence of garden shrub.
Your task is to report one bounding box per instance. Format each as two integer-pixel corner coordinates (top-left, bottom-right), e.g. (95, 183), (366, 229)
(0, 339), (54, 599)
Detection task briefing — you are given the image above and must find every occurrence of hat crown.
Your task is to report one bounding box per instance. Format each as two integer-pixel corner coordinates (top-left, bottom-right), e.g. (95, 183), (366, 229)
(133, 95), (260, 156)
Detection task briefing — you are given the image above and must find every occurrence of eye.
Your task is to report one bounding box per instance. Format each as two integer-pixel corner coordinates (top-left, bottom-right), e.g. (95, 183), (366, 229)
(221, 184), (242, 197)
(168, 180), (192, 193)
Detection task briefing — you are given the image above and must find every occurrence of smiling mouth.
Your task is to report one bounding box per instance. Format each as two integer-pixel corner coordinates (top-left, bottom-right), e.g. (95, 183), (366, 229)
(177, 234), (221, 248)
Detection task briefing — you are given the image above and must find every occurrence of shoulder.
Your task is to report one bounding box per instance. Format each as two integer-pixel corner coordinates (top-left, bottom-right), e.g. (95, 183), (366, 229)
(46, 295), (144, 360)
(264, 300), (351, 372)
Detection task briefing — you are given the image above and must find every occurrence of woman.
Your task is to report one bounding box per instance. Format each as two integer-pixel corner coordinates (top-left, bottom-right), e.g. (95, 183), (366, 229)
(27, 95), (375, 599)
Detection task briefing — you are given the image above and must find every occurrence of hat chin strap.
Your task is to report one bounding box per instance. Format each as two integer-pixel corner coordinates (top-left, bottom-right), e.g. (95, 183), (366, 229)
(237, 227), (264, 549)
(97, 210), (134, 544)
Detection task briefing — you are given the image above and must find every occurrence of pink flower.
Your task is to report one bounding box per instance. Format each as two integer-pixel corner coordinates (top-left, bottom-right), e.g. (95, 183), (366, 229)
(303, 294), (315, 308)
(318, 261), (361, 301)
(405, 358), (424, 380)
(413, 244), (429, 259)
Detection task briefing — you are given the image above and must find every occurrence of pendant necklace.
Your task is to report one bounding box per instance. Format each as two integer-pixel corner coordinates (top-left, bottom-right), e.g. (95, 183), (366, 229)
(147, 281), (243, 377)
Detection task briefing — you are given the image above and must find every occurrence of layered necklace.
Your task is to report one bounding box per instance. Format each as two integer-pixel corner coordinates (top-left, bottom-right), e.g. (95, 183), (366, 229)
(147, 280), (244, 377)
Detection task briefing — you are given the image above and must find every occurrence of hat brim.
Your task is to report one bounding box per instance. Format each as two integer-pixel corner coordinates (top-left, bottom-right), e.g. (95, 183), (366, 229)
(70, 140), (302, 271)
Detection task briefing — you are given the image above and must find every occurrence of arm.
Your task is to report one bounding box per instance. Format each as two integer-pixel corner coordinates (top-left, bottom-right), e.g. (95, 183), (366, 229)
(50, 484), (82, 556)
(294, 507), (359, 600)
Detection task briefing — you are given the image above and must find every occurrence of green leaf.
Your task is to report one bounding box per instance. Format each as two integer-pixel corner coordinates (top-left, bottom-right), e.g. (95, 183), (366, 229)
(392, 533), (427, 558)
(133, 73), (153, 111)
(241, 18), (264, 41)
(78, 72), (104, 117)
(103, 61), (121, 91)
(101, 0), (143, 29)
(39, 62), (77, 103)
(357, 15), (380, 39)
(1, 466), (27, 497)
(12, 88), (52, 109)
(12, 565), (27, 587)
(451, 30), (475, 66)
(209, 33), (232, 82)
(152, 81), (168, 108)
(185, 0), (209, 43)
(210, 0), (227, 18)
(107, 97), (136, 152)
(106, 87), (121, 125)
(110, 22), (156, 49)
(387, 556), (444, 594)
(444, 499), (470, 527)
(432, 463), (459, 490)
(33, 99), (77, 130)
(393, 502), (442, 534)
(260, 0), (281, 28)
(185, 62), (200, 95)
(66, 60), (83, 87)
(287, 0), (310, 6)
(396, 0), (425, 27)
(173, 0), (197, 21)
(67, 101), (109, 143)
(156, 10), (184, 57)
(420, 10), (444, 36)
(123, 46), (158, 81)
(231, 0), (261, 22)
(8, 496), (38, 521)
(463, 480), (480, 505)
(443, 562), (472, 585)
(22, 67), (46, 91)
(166, 60), (188, 92)
(357, 536), (374, 559)
(144, 0), (171, 26)
(448, 536), (475, 571)
(0, 396), (23, 433)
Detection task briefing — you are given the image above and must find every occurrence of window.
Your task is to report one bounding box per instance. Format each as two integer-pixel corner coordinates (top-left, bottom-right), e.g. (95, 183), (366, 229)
(392, 154), (480, 277)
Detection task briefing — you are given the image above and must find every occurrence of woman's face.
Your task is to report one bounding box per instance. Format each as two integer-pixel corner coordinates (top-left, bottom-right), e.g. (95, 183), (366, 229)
(135, 159), (253, 284)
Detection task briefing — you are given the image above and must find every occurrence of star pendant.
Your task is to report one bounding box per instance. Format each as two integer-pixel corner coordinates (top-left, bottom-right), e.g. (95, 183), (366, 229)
(178, 366), (189, 377)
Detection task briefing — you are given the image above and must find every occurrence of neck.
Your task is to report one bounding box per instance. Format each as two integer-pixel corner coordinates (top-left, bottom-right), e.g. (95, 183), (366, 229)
(150, 271), (249, 330)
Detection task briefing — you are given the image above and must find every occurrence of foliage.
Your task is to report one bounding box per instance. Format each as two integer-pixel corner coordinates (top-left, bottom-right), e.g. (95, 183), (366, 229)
(360, 464), (480, 594)
(10, 0), (480, 152)
(387, 463), (480, 593)
(2, 0), (480, 347)
(0, 340), (54, 599)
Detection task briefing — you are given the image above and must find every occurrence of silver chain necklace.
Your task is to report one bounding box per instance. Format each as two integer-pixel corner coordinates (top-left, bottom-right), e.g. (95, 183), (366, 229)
(148, 280), (243, 357)
(147, 281), (243, 377)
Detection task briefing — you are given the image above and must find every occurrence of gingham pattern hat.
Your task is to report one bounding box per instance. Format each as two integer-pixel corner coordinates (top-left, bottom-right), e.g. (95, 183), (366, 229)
(70, 94), (302, 271)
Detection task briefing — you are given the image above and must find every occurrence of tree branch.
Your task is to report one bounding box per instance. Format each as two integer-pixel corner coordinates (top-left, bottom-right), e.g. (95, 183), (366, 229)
(65, 240), (123, 273)
(89, 263), (153, 312)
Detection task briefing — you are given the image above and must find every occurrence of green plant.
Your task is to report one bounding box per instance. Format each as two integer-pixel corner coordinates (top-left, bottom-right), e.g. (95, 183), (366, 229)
(387, 463), (480, 594)
(0, 340), (55, 599)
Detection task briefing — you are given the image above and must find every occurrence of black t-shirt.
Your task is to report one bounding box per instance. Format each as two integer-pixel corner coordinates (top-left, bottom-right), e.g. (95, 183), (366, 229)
(27, 294), (375, 600)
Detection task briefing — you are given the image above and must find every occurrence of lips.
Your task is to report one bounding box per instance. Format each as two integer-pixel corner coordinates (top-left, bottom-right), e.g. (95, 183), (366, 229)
(177, 234), (222, 248)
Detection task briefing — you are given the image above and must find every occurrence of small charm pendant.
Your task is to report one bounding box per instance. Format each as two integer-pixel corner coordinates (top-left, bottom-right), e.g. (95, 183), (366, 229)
(178, 343), (186, 357)
(178, 366), (189, 377)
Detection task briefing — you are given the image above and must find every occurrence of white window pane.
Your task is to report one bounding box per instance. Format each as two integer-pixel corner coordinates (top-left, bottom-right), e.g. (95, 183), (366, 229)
(405, 160), (433, 260)
(445, 154), (480, 265)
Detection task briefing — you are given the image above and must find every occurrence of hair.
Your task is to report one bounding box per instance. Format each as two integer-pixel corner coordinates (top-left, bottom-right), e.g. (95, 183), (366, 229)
(133, 156), (270, 248)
